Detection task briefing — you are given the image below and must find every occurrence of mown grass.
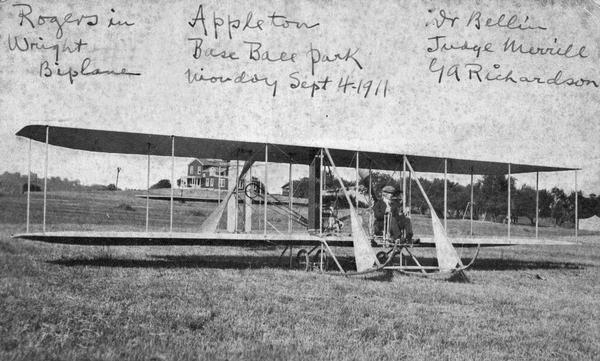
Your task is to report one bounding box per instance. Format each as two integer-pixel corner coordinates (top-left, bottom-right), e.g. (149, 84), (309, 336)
(0, 192), (599, 360)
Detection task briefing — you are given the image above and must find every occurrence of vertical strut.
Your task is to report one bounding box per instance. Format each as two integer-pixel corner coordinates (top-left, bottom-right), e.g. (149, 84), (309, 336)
(244, 163), (253, 233)
(444, 158), (448, 231)
(26, 138), (31, 233)
(535, 171), (539, 239)
(408, 170), (412, 217)
(575, 170), (578, 241)
(507, 163), (511, 240)
(470, 170), (474, 237)
(288, 160), (293, 267)
(217, 164), (221, 204)
(368, 163), (372, 204)
(288, 161), (292, 233)
(264, 144), (268, 236)
(402, 156), (406, 209)
(368, 162), (373, 235)
(319, 149), (323, 235)
(43, 126), (49, 233)
(235, 157), (239, 232)
(170, 136), (174, 234)
(146, 145), (150, 233)
(355, 152), (359, 208)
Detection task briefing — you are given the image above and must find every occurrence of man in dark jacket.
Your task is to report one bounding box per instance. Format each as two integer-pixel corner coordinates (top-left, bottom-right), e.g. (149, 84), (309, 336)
(373, 185), (413, 241)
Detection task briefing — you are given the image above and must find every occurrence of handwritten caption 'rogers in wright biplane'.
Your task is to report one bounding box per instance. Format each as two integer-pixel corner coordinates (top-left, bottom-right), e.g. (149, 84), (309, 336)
(5, 2), (141, 84)
(184, 4), (388, 98)
(425, 8), (598, 88)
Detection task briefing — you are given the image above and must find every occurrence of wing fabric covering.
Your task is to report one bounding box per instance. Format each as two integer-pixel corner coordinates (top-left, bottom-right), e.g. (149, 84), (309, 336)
(405, 159), (463, 272)
(324, 149), (379, 272)
(429, 205), (463, 271)
(198, 157), (256, 233)
(349, 208), (380, 272)
(15, 125), (576, 175)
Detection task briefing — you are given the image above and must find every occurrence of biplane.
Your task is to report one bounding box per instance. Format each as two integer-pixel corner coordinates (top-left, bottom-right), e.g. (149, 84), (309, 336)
(12, 125), (578, 276)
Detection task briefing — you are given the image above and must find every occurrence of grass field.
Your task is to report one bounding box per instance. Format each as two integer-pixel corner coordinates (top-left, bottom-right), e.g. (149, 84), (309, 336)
(1, 191), (599, 360)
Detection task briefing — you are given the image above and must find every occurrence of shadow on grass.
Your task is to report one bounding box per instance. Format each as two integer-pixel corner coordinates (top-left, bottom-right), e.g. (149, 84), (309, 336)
(408, 257), (586, 271)
(48, 254), (360, 272)
(468, 258), (586, 271)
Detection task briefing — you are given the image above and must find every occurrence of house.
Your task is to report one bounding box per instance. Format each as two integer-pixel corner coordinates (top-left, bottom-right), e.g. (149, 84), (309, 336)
(281, 182), (290, 196)
(180, 159), (230, 190)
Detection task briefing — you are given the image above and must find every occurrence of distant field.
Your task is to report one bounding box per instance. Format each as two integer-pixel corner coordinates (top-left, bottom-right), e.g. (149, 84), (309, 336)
(0, 190), (590, 239)
(0, 191), (599, 360)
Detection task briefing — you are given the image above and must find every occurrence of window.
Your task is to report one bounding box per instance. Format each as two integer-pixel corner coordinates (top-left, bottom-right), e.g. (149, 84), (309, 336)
(209, 178), (214, 187)
(219, 178), (226, 188)
(189, 166), (194, 175)
(198, 168), (202, 175)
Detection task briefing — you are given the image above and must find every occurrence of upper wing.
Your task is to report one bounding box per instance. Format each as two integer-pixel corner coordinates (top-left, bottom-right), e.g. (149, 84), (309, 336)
(16, 125), (576, 175)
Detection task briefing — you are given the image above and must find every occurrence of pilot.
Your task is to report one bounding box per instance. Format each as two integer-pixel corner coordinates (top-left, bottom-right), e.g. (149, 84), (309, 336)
(324, 202), (343, 232)
(373, 185), (414, 242)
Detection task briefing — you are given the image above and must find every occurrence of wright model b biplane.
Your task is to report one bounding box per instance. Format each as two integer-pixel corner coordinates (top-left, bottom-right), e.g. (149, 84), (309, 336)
(13, 125), (577, 276)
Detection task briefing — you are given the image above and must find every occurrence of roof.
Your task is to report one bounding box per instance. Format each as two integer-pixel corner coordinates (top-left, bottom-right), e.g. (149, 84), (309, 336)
(16, 125), (577, 175)
(579, 215), (600, 231)
(189, 158), (229, 167)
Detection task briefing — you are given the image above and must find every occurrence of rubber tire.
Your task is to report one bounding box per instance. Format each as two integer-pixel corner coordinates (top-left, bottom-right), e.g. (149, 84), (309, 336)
(313, 249), (330, 271)
(376, 251), (388, 265)
(296, 249), (309, 271)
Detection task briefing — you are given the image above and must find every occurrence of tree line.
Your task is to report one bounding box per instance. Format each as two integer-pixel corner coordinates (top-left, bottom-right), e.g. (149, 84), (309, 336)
(290, 172), (599, 227)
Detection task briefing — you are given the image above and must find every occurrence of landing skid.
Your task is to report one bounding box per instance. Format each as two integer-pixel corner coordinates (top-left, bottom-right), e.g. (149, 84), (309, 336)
(386, 244), (481, 276)
(284, 238), (481, 278)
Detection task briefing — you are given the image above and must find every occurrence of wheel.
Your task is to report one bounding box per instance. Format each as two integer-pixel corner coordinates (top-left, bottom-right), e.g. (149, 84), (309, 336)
(376, 251), (388, 265)
(313, 249), (330, 271)
(244, 182), (263, 200)
(296, 249), (309, 271)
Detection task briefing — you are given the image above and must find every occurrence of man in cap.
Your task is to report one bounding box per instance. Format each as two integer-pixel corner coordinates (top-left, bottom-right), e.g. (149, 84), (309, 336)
(373, 185), (414, 242)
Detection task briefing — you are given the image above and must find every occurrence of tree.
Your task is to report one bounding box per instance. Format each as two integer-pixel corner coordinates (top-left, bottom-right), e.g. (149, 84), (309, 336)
(550, 187), (568, 225)
(474, 175), (511, 222)
(290, 177), (310, 198)
(150, 179), (171, 189)
(115, 167), (122, 188)
(592, 194), (600, 217)
(448, 181), (469, 218)
(22, 183), (41, 193)
(538, 189), (553, 218)
(291, 172), (355, 200)
(580, 192), (598, 218)
(514, 185), (537, 225)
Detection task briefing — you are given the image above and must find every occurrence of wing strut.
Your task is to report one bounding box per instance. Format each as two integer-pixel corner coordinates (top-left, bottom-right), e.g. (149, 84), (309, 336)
(324, 148), (379, 272)
(43, 126), (49, 233)
(199, 154), (257, 233)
